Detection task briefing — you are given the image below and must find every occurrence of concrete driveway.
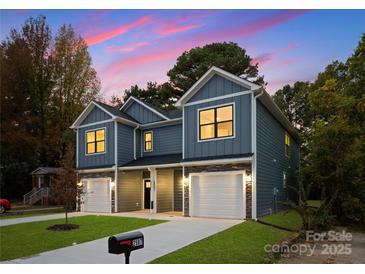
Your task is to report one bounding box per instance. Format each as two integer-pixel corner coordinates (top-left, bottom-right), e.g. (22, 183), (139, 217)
(4, 213), (242, 264)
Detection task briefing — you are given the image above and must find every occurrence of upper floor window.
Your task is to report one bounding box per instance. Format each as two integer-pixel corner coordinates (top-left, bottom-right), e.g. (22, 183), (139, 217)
(285, 132), (291, 157)
(144, 131), (153, 152)
(86, 128), (105, 154)
(199, 104), (234, 141)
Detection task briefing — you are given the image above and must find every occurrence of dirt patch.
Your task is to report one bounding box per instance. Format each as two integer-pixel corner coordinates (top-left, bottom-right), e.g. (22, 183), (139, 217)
(46, 224), (80, 231)
(278, 227), (365, 264)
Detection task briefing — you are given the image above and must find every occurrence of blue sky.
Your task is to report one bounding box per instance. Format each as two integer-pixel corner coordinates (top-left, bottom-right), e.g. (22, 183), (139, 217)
(1, 9), (364, 99)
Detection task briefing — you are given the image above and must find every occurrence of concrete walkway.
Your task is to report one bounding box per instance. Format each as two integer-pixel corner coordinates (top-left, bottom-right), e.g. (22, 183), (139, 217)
(5, 215), (242, 264)
(0, 212), (83, 227)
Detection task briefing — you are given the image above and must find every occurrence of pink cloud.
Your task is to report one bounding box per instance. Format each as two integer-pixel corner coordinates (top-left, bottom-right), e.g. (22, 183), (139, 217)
(156, 24), (201, 36)
(85, 16), (153, 46)
(251, 42), (302, 66)
(106, 41), (151, 53)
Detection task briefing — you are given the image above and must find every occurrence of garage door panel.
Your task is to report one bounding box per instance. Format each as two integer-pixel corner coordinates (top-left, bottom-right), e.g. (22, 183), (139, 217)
(83, 179), (110, 213)
(191, 174), (244, 219)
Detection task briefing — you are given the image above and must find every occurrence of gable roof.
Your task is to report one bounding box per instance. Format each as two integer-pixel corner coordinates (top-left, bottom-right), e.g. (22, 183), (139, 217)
(31, 167), (62, 175)
(175, 66), (261, 107)
(70, 100), (138, 129)
(120, 96), (171, 120)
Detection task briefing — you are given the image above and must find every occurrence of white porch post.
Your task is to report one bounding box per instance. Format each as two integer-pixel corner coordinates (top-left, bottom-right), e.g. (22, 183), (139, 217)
(148, 167), (157, 214)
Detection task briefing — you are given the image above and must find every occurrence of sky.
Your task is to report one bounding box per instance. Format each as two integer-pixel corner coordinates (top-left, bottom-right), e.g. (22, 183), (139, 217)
(1, 9), (365, 100)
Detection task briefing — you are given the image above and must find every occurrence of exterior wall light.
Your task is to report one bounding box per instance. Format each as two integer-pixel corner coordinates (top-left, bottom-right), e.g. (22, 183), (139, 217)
(245, 175), (252, 182)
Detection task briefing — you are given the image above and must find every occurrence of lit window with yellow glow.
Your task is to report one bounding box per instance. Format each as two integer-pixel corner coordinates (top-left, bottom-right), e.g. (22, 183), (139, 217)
(199, 104), (233, 140)
(144, 132), (153, 151)
(285, 132), (291, 157)
(86, 129), (105, 154)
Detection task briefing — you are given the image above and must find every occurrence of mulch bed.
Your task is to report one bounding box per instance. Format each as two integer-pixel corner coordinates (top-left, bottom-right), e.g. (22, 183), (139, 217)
(46, 224), (80, 231)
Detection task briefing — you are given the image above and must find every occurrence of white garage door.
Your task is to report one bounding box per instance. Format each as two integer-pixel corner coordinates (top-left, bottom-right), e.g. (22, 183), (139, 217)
(191, 173), (244, 219)
(83, 178), (110, 213)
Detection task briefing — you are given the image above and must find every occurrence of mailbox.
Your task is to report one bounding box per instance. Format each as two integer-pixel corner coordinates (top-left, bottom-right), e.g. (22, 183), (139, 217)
(108, 231), (144, 263)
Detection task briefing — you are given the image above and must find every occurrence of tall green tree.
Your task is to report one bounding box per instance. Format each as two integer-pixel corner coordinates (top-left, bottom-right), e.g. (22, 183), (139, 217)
(167, 42), (265, 92)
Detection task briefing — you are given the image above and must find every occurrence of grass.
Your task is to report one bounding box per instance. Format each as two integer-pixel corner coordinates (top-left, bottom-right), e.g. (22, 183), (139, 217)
(0, 208), (66, 219)
(151, 221), (294, 264)
(259, 210), (303, 231)
(0, 215), (165, 261)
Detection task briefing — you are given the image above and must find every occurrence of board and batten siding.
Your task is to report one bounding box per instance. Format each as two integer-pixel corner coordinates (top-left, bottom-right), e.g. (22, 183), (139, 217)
(80, 106), (111, 125)
(189, 74), (249, 103)
(256, 101), (300, 217)
(142, 124), (182, 156)
(117, 170), (143, 212)
(156, 169), (174, 213)
(184, 94), (252, 159)
(125, 101), (164, 124)
(77, 121), (115, 168)
(117, 123), (135, 165)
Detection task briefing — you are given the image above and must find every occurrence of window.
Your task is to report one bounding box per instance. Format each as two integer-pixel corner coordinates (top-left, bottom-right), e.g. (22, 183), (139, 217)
(199, 104), (233, 141)
(283, 171), (288, 188)
(86, 129), (105, 154)
(285, 132), (291, 157)
(144, 131), (153, 151)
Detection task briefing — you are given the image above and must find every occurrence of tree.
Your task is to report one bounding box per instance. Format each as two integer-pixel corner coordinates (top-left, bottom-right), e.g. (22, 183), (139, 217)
(52, 144), (81, 228)
(50, 24), (101, 157)
(167, 42), (265, 92)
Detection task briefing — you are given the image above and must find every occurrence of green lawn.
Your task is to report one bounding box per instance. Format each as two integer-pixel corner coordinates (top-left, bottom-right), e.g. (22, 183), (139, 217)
(151, 221), (294, 264)
(0, 215), (165, 261)
(259, 210), (303, 231)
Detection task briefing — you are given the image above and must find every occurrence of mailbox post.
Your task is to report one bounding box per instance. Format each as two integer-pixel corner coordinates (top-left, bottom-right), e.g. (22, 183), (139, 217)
(108, 231), (144, 264)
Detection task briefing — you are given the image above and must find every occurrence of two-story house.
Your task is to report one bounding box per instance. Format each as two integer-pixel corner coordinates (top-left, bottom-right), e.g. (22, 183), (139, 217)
(71, 66), (300, 219)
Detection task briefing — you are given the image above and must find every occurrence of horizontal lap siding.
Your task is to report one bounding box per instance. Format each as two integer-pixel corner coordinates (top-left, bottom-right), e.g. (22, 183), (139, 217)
(81, 107), (111, 125)
(256, 101), (299, 217)
(174, 169), (183, 211)
(78, 122), (114, 168)
(117, 170), (143, 212)
(189, 75), (246, 102)
(125, 101), (163, 124)
(142, 124), (182, 156)
(156, 169), (173, 213)
(118, 123), (135, 165)
(184, 94), (252, 159)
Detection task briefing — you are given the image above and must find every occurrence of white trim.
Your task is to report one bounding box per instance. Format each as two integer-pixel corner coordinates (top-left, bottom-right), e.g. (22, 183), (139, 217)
(251, 89), (263, 220)
(189, 170), (246, 219)
(185, 90), (252, 107)
(182, 165), (185, 216)
(70, 101), (97, 129)
(84, 127), (107, 156)
(182, 157), (252, 167)
(77, 119), (114, 129)
(175, 66), (261, 108)
(120, 96), (170, 120)
(182, 107), (185, 159)
(148, 167), (157, 214)
(143, 130), (153, 152)
(197, 102), (236, 143)
(114, 121), (118, 213)
(114, 117), (139, 127)
(77, 167), (114, 173)
(119, 163), (181, 170)
(140, 130), (143, 157)
(139, 118), (182, 129)
(76, 130), (79, 168)
(133, 125), (140, 160)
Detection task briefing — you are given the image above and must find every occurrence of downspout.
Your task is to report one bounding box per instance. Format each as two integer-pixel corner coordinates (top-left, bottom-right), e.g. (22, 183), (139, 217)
(114, 120), (118, 213)
(148, 167), (156, 217)
(252, 88), (264, 220)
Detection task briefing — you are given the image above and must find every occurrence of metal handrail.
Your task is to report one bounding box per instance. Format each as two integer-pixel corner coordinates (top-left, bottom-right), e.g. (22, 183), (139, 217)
(25, 187), (53, 205)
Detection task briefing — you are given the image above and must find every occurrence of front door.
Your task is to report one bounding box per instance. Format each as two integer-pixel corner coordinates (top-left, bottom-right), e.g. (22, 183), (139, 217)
(144, 180), (151, 209)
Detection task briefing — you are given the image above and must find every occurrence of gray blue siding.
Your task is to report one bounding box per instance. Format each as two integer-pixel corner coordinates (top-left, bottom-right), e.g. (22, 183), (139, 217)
(81, 106), (111, 125)
(189, 74), (248, 102)
(78, 122), (115, 168)
(184, 94), (252, 159)
(142, 124), (182, 156)
(117, 123), (135, 165)
(256, 101), (300, 217)
(125, 101), (164, 124)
